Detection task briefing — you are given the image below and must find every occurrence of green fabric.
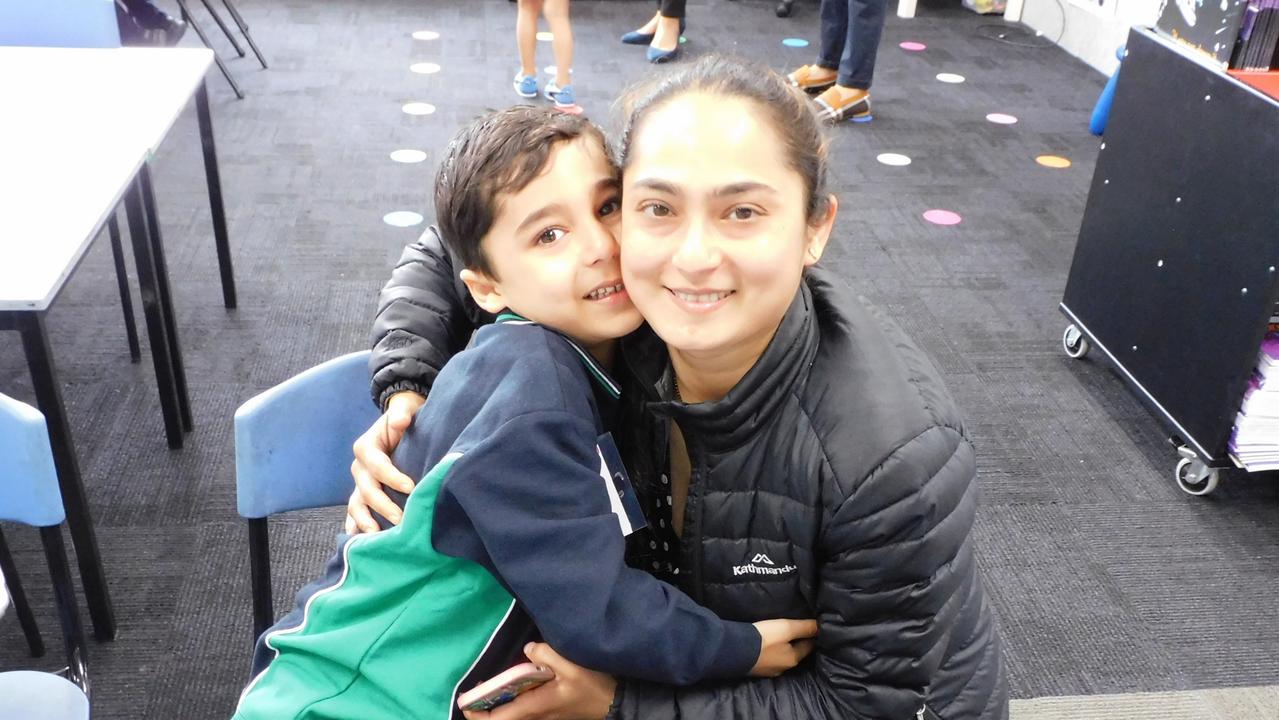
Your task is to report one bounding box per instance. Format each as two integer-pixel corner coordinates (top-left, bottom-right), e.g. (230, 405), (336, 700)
(234, 453), (515, 719)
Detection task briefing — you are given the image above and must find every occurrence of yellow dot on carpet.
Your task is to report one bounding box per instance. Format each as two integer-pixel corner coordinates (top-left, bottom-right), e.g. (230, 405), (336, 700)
(537, 31), (554, 41)
(1036, 155), (1072, 168)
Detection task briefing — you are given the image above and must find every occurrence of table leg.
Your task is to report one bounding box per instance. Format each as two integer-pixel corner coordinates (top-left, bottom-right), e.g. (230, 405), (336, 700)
(195, 81), (237, 309)
(139, 164), (193, 433)
(16, 312), (117, 642)
(124, 176), (185, 450)
(107, 213), (141, 363)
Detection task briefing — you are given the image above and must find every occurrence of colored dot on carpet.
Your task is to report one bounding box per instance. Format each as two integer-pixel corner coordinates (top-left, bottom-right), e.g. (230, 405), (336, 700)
(544, 65), (557, 75)
(383, 211), (424, 227)
(783, 38), (810, 48)
(900, 41), (927, 51)
(410, 62), (441, 74)
(679, 35), (687, 44)
(390, 149), (427, 164)
(402, 102), (436, 115)
(923, 209), (962, 225)
(411, 30), (439, 41)
(537, 31), (554, 41)
(936, 73), (966, 84)
(877, 153), (912, 166)
(986, 112), (1018, 124)
(1036, 155), (1072, 168)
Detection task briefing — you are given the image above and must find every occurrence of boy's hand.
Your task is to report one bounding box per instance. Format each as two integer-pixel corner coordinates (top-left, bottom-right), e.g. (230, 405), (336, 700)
(463, 643), (615, 720)
(749, 618), (818, 677)
(344, 390), (426, 534)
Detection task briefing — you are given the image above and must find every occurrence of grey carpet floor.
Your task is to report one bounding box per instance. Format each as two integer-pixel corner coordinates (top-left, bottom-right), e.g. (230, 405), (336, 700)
(2, 0), (1278, 718)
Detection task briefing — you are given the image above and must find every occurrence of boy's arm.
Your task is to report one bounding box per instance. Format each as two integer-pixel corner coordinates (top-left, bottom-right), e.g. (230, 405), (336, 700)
(368, 226), (494, 410)
(432, 409), (763, 686)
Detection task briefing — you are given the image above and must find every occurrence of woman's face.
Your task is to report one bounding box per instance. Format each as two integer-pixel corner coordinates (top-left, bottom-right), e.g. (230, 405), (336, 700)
(620, 93), (835, 359)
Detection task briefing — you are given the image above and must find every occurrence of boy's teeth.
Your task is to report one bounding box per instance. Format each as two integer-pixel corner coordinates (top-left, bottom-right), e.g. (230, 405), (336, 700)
(588, 284), (623, 300)
(674, 290), (731, 304)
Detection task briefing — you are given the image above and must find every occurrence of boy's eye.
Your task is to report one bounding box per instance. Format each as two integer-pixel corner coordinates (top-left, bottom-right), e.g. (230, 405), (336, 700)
(536, 228), (567, 245)
(640, 202), (672, 218)
(599, 198), (621, 217)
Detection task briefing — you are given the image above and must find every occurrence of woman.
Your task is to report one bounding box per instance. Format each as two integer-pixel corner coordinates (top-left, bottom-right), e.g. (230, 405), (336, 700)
(351, 56), (1008, 720)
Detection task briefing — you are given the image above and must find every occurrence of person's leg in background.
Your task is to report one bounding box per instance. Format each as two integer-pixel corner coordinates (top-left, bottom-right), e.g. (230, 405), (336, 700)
(541, 0), (577, 108)
(115, 0), (186, 46)
(514, 0), (542, 98)
(621, 0), (685, 63)
(787, 0), (844, 93)
(813, 0), (887, 123)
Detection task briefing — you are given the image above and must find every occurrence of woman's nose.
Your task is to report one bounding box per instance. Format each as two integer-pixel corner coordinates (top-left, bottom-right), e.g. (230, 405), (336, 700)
(671, 219), (720, 273)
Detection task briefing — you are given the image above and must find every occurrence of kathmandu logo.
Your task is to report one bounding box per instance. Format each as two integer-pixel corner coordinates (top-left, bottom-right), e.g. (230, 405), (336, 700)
(733, 552), (797, 577)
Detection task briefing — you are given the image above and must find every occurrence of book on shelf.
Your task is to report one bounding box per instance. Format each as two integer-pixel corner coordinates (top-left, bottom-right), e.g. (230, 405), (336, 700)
(1228, 332), (1279, 470)
(1158, 0), (1254, 66)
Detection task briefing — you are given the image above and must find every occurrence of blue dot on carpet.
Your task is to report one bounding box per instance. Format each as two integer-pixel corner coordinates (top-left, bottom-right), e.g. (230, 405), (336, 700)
(782, 38), (810, 48)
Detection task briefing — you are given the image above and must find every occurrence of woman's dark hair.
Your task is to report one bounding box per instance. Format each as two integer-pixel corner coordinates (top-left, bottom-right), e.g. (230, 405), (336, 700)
(616, 55), (831, 224)
(434, 106), (609, 278)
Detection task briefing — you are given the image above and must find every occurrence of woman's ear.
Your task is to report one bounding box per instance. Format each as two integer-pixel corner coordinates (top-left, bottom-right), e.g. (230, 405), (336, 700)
(459, 268), (507, 314)
(803, 194), (837, 267)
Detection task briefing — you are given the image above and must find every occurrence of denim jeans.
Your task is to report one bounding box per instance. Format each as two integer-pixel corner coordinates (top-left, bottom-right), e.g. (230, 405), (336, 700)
(816, 0), (889, 90)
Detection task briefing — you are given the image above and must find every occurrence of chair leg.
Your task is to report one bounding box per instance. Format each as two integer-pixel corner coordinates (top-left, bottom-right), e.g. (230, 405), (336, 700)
(107, 213), (142, 363)
(248, 518), (274, 641)
(221, 0), (268, 68)
(0, 526), (45, 658)
(40, 526), (90, 699)
(178, 0), (245, 99)
(199, 0), (246, 57)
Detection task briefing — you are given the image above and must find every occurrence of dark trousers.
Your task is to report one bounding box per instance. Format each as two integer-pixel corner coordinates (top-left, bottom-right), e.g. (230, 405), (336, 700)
(657, 0), (686, 19)
(816, 0), (888, 90)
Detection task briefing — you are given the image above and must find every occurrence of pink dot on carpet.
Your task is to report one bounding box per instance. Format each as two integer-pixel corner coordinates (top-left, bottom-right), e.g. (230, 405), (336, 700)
(900, 41), (927, 51)
(923, 209), (962, 226)
(986, 113), (1018, 124)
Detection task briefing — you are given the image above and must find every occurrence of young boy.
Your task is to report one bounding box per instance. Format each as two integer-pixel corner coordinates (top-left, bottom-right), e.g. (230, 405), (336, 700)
(233, 107), (813, 720)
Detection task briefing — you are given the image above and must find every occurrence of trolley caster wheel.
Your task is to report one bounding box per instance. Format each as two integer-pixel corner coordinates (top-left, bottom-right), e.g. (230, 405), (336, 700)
(1062, 324), (1090, 359)
(1175, 457), (1220, 496)
(776, 0), (794, 16)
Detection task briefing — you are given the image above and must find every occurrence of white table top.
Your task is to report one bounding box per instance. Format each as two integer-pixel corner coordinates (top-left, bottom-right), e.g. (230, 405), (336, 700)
(0, 47), (215, 311)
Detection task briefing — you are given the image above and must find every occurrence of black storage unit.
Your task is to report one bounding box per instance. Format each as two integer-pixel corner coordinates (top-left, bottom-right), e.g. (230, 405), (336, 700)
(1059, 26), (1279, 496)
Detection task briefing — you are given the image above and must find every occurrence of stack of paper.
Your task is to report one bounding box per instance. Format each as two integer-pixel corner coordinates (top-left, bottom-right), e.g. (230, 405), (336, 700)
(1229, 334), (1279, 470)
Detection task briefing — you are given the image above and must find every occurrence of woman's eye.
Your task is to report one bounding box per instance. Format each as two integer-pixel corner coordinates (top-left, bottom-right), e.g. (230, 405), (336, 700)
(730, 207), (758, 221)
(641, 203), (672, 218)
(536, 228), (567, 245)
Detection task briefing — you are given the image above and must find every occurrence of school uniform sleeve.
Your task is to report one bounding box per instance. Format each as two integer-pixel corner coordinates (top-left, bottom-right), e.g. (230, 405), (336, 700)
(368, 226), (494, 410)
(431, 409), (762, 686)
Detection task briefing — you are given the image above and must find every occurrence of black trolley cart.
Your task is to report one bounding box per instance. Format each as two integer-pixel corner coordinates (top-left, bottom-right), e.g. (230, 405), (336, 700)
(1059, 26), (1279, 496)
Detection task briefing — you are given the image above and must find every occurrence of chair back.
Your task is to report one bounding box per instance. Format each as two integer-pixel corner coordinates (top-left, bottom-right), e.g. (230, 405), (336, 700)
(0, 393), (66, 527)
(234, 350), (380, 518)
(0, 0), (121, 48)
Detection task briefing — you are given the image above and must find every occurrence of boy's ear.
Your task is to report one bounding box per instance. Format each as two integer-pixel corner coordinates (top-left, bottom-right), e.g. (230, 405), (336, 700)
(459, 268), (508, 314)
(803, 193), (837, 267)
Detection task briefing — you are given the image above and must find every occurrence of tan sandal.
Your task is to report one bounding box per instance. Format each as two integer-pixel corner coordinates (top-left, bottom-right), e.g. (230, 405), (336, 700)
(814, 87), (871, 124)
(787, 64), (837, 93)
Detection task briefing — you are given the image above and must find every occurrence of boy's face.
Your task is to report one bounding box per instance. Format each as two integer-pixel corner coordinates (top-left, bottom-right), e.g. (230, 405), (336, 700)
(462, 137), (643, 355)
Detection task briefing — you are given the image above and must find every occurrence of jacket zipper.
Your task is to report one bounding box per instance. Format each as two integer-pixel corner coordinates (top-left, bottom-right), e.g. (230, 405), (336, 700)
(675, 422), (705, 604)
(918, 705), (941, 720)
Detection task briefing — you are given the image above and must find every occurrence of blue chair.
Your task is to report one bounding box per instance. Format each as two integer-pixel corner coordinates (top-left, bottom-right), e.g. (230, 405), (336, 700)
(234, 350), (381, 640)
(1091, 45), (1126, 136)
(0, 0), (120, 47)
(0, 393), (91, 719)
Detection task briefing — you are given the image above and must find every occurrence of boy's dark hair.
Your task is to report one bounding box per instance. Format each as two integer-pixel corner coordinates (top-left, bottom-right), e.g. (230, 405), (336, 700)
(434, 106), (608, 278)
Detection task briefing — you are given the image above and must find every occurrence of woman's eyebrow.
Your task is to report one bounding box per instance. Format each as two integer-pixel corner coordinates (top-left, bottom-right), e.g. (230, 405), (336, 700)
(714, 181), (778, 198)
(630, 178), (680, 195)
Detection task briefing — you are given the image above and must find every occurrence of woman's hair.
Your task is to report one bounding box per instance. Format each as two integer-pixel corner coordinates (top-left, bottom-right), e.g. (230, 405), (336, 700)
(616, 55), (831, 224)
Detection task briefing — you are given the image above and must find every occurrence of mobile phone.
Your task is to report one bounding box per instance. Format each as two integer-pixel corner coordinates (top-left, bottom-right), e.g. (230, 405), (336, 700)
(456, 662), (555, 713)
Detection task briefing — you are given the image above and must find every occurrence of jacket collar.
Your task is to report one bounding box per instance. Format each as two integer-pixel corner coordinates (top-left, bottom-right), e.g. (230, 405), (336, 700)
(620, 280), (819, 451)
(495, 311), (621, 400)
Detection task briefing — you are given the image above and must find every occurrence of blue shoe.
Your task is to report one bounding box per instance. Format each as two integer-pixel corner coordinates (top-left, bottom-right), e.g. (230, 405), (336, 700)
(621, 18), (685, 45)
(647, 44), (680, 63)
(544, 82), (576, 109)
(513, 73), (537, 99)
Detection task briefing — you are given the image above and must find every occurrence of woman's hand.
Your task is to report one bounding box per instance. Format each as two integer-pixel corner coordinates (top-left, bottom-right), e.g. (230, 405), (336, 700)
(344, 390), (426, 534)
(749, 618), (818, 677)
(463, 643), (616, 720)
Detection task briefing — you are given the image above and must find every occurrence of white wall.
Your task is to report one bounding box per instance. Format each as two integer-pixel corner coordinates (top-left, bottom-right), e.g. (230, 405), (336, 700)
(1019, 0), (1162, 75)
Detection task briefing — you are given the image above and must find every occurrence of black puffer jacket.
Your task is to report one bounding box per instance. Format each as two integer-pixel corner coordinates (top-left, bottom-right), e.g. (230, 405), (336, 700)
(370, 231), (1009, 720)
